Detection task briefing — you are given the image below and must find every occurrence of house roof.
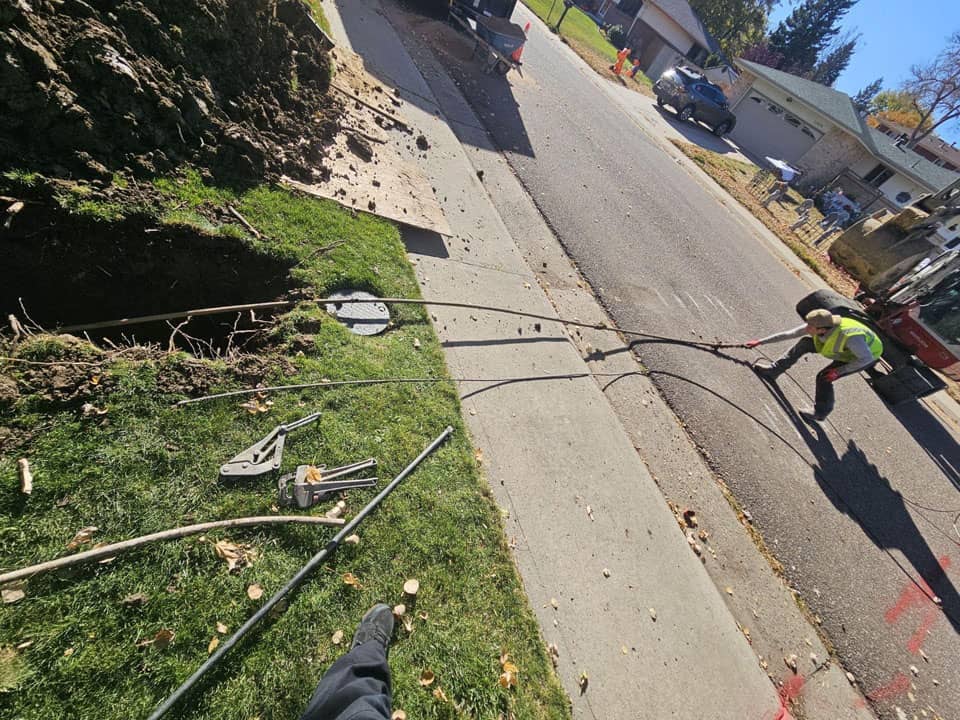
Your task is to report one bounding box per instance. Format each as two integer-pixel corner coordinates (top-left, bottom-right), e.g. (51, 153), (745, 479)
(873, 118), (960, 167)
(736, 58), (960, 192)
(646, 0), (721, 54)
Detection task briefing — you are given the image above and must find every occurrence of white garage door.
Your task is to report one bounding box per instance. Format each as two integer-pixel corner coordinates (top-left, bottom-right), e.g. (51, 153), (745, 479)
(730, 91), (821, 164)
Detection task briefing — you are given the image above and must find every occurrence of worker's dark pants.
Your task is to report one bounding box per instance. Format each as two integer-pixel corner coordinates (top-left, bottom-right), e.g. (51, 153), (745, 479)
(772, 337), (876, 419)
(299, 642), (392, 720)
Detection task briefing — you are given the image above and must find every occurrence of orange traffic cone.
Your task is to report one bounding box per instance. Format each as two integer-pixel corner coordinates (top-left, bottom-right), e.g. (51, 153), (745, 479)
(511, 21), (531, 63)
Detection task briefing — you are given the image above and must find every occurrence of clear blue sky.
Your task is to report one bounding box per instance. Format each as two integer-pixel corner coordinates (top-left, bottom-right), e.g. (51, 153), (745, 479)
(767, 0), (960, 141)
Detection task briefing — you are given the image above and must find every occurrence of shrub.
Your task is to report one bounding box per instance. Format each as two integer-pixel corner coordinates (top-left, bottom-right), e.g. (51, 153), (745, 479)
(607, 24), (627, 48)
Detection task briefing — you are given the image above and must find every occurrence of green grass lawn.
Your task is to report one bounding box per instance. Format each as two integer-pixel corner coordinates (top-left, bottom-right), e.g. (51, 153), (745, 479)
(521, 1), (652, 92)
(0, 172), (569, 720)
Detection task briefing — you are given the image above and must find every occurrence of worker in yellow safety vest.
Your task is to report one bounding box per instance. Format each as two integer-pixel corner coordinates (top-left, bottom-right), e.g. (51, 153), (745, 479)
(743, 309), (883, 423)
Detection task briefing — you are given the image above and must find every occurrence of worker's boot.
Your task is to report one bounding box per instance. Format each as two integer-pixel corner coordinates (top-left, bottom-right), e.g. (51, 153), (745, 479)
(752, 359), (783, 380)
(350, 603), (394, 652)
(799, 410), (828, 424)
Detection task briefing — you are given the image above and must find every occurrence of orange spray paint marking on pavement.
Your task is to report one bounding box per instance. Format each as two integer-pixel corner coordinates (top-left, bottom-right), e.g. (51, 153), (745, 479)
(858, 672), (911, 706)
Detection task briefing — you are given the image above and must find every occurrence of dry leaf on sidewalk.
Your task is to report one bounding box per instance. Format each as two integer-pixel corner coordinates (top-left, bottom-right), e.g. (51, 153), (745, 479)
(578, 671), (589, 695)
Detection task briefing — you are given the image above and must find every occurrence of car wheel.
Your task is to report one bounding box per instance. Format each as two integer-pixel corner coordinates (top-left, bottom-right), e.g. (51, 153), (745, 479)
(656, 95), (664, 107)
(712, 121), (731, 137)
(677, 104), (695, 122)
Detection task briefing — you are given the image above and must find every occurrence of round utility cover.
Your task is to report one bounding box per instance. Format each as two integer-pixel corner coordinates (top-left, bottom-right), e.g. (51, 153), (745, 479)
(325, 290), (390, 335)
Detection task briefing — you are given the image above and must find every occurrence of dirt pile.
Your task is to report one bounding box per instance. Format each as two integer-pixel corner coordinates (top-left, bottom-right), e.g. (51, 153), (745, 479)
(0, 0), (340, 181)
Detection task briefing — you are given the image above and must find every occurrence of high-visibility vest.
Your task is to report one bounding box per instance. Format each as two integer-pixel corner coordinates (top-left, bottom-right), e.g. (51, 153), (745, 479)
(812, 318), (883, 363)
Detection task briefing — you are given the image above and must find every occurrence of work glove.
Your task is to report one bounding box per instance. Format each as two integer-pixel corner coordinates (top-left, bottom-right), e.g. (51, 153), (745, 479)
(743, 339), (761, 348)
(820, 368), (840, 383)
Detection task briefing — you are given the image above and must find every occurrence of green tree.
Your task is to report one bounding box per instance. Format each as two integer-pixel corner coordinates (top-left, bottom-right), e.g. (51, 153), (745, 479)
(688, 0), (773, 59)
(810, 33), (858, 86)
(768, 0), (859, 74)
(851, 77), (883, 114)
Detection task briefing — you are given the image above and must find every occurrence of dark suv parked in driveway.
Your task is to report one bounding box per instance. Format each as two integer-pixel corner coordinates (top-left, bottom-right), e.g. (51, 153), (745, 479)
(653, 66), (736, 137)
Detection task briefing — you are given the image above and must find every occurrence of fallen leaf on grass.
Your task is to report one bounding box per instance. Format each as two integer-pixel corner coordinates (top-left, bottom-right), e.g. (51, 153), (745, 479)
(214, 540), (258, 572)
(239, 396), (273, 414)
(304, 465), (324, 483)
(208, 636), (219, 654)
(344, 534), (360, 545)
(122, 593), (148, 607)
(63, 647), (75, 657)
(419, 669), (435, 686)
(432, 687), (448, 702)
(498, 652), (519, 689)
(403, 578), (419, 596)
(331, 630), (344, 645)
(216, 622), (228, 634)
(247, 584), (264, 600)
(391, 712), (407, 720)
(66, 526), (98, 550)
(137, 629), (175, 649)
(2, 588), (25, 605)
(15, 640), (32, 650)
(417, 612), (428, 620)
(81, 403), (108, 419)
(578, 671), (589, 695)
(343, 572), (363, 589)
(402, 616), (414, 634)
(393, 604), (406, 617)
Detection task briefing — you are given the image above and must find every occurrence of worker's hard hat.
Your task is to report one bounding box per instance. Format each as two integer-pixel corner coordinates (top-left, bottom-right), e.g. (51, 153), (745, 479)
(804, 309), (840, 328)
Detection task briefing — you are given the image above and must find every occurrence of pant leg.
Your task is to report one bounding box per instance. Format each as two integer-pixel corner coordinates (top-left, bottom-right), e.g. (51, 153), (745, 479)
(773, 336), (815, 370)
(813, 361), (844, 418)
(299, 642), (392, 720)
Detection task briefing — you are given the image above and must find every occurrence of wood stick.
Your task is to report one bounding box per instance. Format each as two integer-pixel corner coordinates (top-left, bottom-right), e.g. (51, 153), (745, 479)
(227, 205), (262, 238)
(330, 83), (409, 130)
(0, 515), (345, 585)
(18, 459), (32, 495)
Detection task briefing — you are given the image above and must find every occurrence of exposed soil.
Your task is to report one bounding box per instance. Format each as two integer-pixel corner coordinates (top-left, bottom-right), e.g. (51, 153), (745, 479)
(1, 0), (339, 183)
(1, 201), (299, 351)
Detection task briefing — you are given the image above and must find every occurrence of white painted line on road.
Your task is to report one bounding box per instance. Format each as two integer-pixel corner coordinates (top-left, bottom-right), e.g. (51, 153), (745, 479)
(685, 293), (703, 313)
(672, 293), (688, 310)
(702, 294), (717, 310)
(714, 297), (735, 320)
(653, 288), (671, 309)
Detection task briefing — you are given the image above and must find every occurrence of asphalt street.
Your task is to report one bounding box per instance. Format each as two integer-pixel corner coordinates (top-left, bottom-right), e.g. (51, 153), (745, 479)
(400, 4), (960, 718)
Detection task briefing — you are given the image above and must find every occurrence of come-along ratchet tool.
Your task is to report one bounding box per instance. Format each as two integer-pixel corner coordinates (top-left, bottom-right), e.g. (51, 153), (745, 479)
(219, 412), (321, 479)
(278, 459), (378, 509)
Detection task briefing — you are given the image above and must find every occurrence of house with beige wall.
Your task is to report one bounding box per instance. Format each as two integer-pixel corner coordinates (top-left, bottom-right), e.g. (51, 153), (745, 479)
(600, 0), (722, 80)
(726, 59), (959, 234)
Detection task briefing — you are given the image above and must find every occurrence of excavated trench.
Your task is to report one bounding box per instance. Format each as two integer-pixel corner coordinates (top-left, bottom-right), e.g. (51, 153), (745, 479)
(1, 204), (296, 354)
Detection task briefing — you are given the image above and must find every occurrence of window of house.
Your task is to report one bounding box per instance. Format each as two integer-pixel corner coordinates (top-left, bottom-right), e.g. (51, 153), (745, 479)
(801, 127), (817, 139)
(618, 0), (643, 13)
(863, 164), (894, 187)
(767, 103), (784, 115)
(895, 191), (912, 203)
(685, 45), (708, 66)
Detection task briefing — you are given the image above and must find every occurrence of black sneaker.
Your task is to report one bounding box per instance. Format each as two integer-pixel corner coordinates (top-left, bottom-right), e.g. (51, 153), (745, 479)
(753, 360), (782, 380)
(799, 410), (827, 425)
(350, 603), (394, 652)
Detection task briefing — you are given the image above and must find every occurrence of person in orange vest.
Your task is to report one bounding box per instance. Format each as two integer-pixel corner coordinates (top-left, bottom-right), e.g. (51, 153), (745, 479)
(610, 47), (630, 75)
